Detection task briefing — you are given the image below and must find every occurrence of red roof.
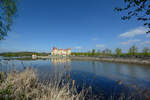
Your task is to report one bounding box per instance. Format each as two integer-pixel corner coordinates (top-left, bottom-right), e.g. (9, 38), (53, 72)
(53, 46), (57, 50)
(52, 47), (71, 51)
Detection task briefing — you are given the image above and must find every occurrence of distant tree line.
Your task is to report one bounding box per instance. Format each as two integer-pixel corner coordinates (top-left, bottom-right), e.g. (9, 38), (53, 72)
(1, 46), (150, 58)
(0, 52), (50, 57)
(71, 45), (150, 58)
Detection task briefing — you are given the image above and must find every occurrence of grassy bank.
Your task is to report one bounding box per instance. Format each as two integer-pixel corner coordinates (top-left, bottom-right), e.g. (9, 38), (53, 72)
(70, 56), (150, 66)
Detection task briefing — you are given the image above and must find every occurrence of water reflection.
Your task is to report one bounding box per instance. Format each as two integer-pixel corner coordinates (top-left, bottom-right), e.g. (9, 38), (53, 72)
(50, 58), (71, 66)
(1, 58), (150, 98)
(49, 58), (72, 78)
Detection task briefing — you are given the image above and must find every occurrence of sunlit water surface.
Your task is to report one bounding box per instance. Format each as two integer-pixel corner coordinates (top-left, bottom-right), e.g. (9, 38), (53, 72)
(0, 58), (150, 99)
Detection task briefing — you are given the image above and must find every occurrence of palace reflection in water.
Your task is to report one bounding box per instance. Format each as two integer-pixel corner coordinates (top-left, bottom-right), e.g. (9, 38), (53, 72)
(50, 58), (71, 66)
(49, 58), (72, 75)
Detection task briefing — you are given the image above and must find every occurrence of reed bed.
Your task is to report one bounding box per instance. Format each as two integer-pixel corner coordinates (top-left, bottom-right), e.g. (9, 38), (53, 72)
(0, 69), (85, 100)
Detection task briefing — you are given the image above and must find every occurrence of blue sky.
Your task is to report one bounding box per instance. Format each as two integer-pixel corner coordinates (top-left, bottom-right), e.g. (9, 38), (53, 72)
(0, 0), (150, 53)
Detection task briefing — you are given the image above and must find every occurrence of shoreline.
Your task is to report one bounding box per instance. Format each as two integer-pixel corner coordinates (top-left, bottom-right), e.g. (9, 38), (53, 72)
(2, 56), (150, 66)
(70, 56), (150, 66)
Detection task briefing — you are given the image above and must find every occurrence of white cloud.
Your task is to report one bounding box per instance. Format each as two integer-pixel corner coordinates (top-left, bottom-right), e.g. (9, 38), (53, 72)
(120, 39), (140, 45)
(96, 44), (105, 48)
(74, 46), (82, 49)
(119, 27), (148, 38)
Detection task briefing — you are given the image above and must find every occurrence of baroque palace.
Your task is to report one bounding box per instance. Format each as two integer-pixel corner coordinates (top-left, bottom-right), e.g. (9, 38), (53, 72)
(51, 46), (71, 56)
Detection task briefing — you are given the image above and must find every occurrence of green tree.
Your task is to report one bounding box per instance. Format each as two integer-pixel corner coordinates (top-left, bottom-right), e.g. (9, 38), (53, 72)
(115, 0), (150, 33)
(115, 48), (122, 57)
(96, 49), (101, 56)
(0, 0), (18, 40)
(128, 45), (138, 56)
(87, 50), (91, 56)
(142, 47), (150, 56)
(92, 49), (96, 56)
(103, 48), (112, 56)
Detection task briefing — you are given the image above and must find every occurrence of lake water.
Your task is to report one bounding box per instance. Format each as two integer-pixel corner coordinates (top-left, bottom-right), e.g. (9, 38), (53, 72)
(0, 58), (150, 99)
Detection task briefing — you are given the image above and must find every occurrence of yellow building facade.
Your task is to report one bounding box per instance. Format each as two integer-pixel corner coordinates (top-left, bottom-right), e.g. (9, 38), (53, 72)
(51, 47), (71, 56)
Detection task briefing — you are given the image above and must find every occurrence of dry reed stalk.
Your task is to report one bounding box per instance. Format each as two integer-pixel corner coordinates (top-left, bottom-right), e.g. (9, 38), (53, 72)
(0, 68), (85, 100)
